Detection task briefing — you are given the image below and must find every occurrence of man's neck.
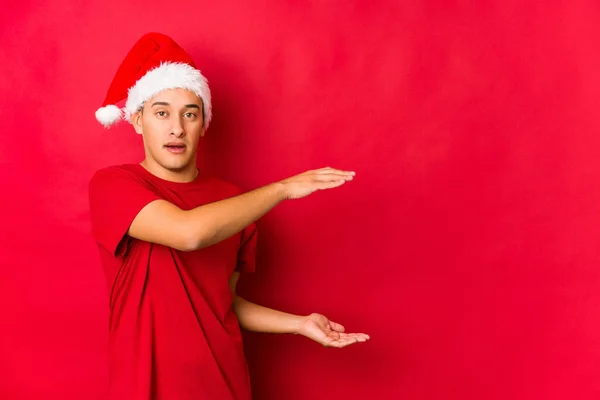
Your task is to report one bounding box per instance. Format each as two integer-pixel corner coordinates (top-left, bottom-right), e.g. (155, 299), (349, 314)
(140, 160), (198, 183)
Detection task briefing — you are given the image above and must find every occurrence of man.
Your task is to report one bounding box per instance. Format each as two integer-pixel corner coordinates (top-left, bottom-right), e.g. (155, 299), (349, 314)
(89, 32), (369, 400)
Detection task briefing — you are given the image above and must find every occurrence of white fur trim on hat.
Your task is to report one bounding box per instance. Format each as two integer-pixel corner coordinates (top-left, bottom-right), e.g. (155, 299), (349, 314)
(95, 105), (123, 128)
(124, 62), (212, 127)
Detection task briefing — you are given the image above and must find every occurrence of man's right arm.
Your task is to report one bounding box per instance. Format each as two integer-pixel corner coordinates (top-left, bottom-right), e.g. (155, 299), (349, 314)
(128, 167), (355, 251)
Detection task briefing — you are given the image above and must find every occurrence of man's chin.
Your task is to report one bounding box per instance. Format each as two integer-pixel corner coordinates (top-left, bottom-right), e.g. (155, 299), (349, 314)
(166, 164), (191, 173)
(157, 159), (192, 173)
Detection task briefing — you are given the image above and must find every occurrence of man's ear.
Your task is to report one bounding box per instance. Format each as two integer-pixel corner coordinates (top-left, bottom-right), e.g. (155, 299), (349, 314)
(131, 110), (143, 135)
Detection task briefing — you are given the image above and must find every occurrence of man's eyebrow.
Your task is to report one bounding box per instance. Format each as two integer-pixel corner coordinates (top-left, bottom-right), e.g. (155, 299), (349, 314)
(149, 102), (200, 109)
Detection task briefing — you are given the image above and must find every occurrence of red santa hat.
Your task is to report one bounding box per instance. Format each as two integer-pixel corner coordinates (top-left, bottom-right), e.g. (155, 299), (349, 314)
(95, 32), (212, 129)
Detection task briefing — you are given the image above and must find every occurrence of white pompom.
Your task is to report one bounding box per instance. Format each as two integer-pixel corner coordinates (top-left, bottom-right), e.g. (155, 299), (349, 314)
(95, 105), (123, 127)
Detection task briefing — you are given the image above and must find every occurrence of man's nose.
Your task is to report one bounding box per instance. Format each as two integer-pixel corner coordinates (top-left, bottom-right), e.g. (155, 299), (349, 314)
(171, 116), (185, 137)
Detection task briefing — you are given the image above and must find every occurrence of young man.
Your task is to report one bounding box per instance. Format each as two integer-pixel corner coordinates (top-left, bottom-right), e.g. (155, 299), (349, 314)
(89, 33), (369, 400)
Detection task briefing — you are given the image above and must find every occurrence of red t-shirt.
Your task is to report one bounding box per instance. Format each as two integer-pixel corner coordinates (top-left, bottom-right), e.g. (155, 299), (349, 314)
(88, 163), (257, 400)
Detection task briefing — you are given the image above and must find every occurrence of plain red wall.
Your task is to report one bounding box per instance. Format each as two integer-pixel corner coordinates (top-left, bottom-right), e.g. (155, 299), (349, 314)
(2, 1), (600, 399)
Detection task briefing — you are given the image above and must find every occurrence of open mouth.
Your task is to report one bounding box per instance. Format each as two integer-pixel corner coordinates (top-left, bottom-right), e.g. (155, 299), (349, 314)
(165, 143), (186, 154)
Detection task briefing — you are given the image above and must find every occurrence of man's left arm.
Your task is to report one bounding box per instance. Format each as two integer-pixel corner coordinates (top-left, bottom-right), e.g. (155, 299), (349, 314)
(229, 273), (370, 348)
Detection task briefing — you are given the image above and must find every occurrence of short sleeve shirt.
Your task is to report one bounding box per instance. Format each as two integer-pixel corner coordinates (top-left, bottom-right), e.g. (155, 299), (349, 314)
(89, 163), (257, 400)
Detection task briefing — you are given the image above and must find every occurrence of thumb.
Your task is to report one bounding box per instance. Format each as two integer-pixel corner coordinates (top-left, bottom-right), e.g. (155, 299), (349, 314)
(328, 321), (346, 333)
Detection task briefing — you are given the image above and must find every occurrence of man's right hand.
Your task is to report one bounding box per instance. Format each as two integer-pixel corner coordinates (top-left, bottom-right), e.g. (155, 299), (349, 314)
(279, 167), (356, 200)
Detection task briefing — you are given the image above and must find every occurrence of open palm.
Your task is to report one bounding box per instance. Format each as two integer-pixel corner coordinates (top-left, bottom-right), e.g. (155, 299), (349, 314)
(298, 313), (370, 348)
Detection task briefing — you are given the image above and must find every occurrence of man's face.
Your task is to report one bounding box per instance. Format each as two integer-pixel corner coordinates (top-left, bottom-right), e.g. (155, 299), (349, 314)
(132, 88), (205, 173)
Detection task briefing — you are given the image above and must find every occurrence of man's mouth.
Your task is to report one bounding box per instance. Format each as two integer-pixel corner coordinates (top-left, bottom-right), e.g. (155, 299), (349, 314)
(165, 143), (186, 154)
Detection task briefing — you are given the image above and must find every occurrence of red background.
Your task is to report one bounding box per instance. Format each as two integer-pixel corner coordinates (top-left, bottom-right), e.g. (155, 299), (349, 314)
(2, 1), (600, 399)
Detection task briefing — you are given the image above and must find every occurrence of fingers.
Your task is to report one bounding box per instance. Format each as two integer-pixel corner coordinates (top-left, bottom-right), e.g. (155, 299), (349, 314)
(314, 180), (347, 191)
(338, 333), (369, 344)
(314, 167), (356, 177)
(282, 167), (356, 199)
(312, 173), (354, 183)
(310, 174), (354, 192)
(324, 332), (370, 348)
(327, 337), (362, 348)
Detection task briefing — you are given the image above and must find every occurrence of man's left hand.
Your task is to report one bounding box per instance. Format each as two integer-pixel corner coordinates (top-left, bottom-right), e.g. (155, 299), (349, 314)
(297, 313), (370, 348)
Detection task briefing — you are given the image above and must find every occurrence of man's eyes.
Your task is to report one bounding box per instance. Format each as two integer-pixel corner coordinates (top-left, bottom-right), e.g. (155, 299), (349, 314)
(154, 111), (197, 118)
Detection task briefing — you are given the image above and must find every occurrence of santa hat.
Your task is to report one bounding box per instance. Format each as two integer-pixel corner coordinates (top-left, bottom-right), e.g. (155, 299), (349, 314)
(95, 32), (212, 129)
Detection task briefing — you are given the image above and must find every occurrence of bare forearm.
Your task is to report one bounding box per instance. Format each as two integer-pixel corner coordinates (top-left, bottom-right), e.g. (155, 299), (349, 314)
(188, 183), (286, 249)
(127, 167), (354, 251)
(232, 295), (303, 334)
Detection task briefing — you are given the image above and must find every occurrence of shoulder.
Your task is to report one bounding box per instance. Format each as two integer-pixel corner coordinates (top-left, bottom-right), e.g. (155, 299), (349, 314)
(91, 164), (142, 181)
(89, 164), (145, 191)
